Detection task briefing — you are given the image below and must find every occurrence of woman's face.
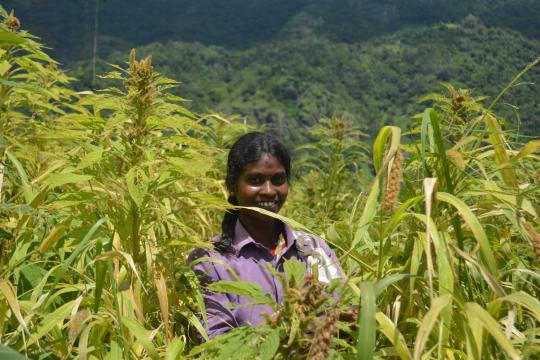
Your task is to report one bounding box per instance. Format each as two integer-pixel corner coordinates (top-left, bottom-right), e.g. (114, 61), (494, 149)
(233, 153), (289, 222)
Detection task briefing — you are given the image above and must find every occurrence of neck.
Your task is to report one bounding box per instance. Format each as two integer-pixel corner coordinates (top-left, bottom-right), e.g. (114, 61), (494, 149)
(239, 216), (281, 249)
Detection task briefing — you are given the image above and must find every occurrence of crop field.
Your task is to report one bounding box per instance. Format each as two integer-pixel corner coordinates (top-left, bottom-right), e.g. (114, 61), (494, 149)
(0, 6), (539, 359)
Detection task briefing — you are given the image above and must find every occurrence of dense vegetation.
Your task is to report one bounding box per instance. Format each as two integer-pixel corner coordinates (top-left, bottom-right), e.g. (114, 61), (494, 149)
(1, 7), (540, 359)
(71, 17), (540, 142)
(5, 0), (540, 61)
(4, 1), (540, 142)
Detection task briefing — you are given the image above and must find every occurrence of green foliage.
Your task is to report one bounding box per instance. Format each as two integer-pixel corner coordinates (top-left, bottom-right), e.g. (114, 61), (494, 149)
(5, 0), (540, 62)
(286, 115), (370, 232)
(69, 17), (540, 144)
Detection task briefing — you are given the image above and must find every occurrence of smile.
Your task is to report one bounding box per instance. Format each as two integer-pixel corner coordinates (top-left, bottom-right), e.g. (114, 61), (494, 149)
(257, 201), (279, 211)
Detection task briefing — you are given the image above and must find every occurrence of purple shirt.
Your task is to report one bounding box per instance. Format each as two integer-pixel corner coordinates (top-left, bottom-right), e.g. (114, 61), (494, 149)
(188, 220), (341, 338)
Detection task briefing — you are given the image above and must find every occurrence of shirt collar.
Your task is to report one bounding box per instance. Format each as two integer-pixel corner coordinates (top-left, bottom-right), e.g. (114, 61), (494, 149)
(232, 220), (297, 254)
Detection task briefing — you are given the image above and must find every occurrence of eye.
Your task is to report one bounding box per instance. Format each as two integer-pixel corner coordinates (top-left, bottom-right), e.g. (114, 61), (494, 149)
(247, 175), (263, 186)
(272, 174), (286, 186)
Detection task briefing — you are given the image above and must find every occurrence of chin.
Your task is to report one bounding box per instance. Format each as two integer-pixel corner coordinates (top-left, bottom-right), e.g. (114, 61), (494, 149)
(242, 208), (280, 223)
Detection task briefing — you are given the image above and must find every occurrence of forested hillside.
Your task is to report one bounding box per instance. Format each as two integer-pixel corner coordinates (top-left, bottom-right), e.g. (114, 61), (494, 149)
(4, 0), (540, 139)
(73, 18), (540, 139)
(5, 0), (540, 62)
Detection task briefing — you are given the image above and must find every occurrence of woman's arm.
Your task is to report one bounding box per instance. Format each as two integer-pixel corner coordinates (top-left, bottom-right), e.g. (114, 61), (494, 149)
(188, 249), (239, 339)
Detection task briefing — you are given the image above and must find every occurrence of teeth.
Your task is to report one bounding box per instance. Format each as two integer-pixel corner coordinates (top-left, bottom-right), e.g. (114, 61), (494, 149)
(258, 202), (275, 208)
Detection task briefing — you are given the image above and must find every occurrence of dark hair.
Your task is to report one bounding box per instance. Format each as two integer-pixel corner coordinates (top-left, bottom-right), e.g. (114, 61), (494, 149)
(214, 132), (291, 253)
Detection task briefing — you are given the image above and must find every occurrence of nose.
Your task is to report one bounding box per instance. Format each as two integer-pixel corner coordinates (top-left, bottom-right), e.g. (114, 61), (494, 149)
(260, 180), (277, 196)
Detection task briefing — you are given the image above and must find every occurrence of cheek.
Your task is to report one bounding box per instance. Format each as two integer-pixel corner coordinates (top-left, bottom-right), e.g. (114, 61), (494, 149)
(235, 185), (258, 203)
(280, 185), (289, 199)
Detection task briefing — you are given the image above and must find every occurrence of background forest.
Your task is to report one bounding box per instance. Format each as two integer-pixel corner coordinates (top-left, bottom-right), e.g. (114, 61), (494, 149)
(1, 1), (540, 359)
(4, 0), (540, 139)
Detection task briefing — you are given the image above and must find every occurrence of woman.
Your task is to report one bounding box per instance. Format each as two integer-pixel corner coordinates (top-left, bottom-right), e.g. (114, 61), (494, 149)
(189, 132), (342, 339)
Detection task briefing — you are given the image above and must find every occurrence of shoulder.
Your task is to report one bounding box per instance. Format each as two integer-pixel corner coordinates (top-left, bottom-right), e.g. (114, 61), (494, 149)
(286, 227), (336, 258)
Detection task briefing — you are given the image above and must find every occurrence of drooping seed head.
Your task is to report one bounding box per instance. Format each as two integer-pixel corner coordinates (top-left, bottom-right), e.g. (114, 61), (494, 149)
(383, 148), (402, 213)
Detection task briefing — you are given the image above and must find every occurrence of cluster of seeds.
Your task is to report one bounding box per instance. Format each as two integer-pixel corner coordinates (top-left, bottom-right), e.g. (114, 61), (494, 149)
(520, 217), (540, 264)
(309, 310), (339, 360)
(126, 49), (158, 111)
(68, 309), (91, 345)
(4, 12), (20, 31)
(383, 148), (402, 213)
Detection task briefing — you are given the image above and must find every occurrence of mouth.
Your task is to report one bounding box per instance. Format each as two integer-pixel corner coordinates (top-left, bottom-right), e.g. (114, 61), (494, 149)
(256, 200), (280, 212)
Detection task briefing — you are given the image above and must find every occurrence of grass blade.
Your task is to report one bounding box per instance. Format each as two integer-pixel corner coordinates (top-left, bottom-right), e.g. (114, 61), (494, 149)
(413, 295), (452, 360)
(357, 281), (377, 360)
(464, 303), (520, 360)
(437, 192), (499, 276)
(376, 312), (412, 360)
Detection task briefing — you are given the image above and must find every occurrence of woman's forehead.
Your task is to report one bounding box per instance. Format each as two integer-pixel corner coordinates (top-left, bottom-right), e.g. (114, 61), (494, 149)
(243, 154), (285, 173)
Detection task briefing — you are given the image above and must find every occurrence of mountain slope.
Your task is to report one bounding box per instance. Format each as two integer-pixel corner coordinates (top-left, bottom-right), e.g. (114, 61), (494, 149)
(5, 0), (540, 63)
(72, 17), (540, 140)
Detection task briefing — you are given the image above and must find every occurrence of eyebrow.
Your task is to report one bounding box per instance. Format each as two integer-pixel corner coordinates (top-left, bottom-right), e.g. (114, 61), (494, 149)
(244, 170), (286, 176)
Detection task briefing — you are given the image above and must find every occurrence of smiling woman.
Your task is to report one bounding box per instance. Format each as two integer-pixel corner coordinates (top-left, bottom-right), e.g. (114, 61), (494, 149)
(188, 132), (343, 339)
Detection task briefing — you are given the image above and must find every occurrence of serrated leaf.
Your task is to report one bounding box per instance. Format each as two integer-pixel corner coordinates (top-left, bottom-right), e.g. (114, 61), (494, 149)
(0, 60), (11, 76)
(258, 328), (280, 360)
(166, 337), (186, 360)
(76, 149), (104, 170)
(0, 29), (24, 45)
(208, 280), (273, 305)
(283, 258), (306, 288)
(126, 167), (148, 207)
(44, 173), (93, 187)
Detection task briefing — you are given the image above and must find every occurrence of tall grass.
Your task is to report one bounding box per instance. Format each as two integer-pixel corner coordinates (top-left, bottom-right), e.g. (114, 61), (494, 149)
(1, 7), (539, 359)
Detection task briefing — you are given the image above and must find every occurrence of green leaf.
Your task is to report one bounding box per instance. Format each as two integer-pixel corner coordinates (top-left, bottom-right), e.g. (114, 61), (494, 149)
(413, 295), (452, 360)
(283, 258), (306, 287)
(20, 264), (46, 288)
(121, 316), (159, 359)
(258, 328), (280, 360)
(0, 345), (27, 360)
(76, 149), (104, 170)
(498, 291), (540, 322)
(167, 157), (213, 177)
(37, 217), (72, 253)
(373, 125), (401, 173)
(428, 108), (454, 193)
(376, 312), (412, 360)
(208, 280), (274, 305)
(374, 273), (412, 297)
(464, 303), (520, 360)
(351, 180), (380, 250)
(126, 167), (147, 207)
(0, 60), (11, 76)
(165, 337), (186, 360)
(503, 139), (540, 166)
(27, 300), (75, 346)
(437, 192), (498, 276)
(357, 281), (377, 360)
(5, 149), (33, 202)
(0, 280), (29, 334)
(484, 113), (518, 188)
(44, 172), (93, 187)
(0, 29), (24, 45)
(47, 218), (106, 299)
